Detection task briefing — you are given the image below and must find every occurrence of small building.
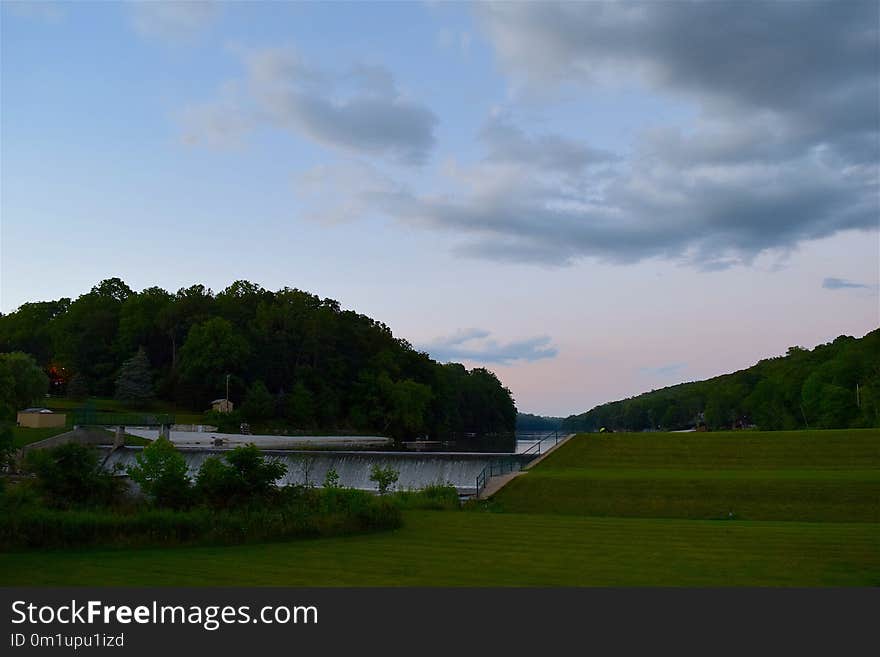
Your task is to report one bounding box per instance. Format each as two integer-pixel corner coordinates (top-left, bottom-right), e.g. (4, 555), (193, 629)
(17, 408), (66, 429)
(211, 399), (234, 413)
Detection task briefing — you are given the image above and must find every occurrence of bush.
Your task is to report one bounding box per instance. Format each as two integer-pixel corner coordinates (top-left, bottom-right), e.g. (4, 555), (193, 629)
(323, 466), (340, 489)
(195, 444), (286, 508)
(0, 423), (14, 472)
(369, 464), (399, 495)
(126, 436), (192, 508)
(24, 443), (123, 508)
(0, 487), (403, 550)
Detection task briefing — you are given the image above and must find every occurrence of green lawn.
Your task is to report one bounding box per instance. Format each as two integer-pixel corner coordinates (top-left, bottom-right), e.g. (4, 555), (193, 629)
(11, 426), (70, 449)
(45, 397), (204, 424)
(493, 430), (880, 522)
(3, 429), (877, 586)
(1, 511), (877, 587)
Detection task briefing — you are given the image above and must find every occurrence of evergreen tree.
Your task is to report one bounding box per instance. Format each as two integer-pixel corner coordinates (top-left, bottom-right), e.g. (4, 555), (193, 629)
(115, 347), (154, 407)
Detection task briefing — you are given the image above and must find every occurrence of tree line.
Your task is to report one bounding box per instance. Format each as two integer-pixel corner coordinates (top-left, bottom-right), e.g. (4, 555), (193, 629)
(0, 278), (516, 444)
(563, 330), (880, 432)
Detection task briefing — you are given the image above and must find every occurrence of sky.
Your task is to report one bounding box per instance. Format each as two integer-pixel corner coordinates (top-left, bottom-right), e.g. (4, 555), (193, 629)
(1, 0), (878, 417)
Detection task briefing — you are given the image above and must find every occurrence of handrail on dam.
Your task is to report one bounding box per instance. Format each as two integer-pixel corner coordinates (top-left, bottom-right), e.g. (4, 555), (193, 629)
(474, 430), (564, 497)
(475, 458), (521, 496)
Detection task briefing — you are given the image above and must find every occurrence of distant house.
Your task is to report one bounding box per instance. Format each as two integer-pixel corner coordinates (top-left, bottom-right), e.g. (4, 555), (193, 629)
(211, 399), (234, 413)
(17, 408), (66, 429)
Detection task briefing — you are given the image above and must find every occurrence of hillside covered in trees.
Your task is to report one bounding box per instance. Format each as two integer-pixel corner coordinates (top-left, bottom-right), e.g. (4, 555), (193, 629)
(0, 279), (516, 444)
(516, 413), (564, 432)
(564, 329), (880, 432)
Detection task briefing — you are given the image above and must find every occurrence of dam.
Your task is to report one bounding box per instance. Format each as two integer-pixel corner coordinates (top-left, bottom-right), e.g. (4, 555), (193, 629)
(100, 446), (521, 496)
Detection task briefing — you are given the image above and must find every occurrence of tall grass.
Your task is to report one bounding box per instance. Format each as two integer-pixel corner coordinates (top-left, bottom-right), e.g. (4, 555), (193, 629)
(0, 487), (401, 550)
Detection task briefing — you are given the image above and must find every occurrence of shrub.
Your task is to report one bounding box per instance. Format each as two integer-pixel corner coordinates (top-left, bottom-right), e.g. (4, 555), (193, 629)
(0, 423), (14, 472)
(323, 467), (340, 489)
(24, 443), (123, 508)
(0, 488), (403, 550)
(369, 464), (399, 495)
(195, 444), (286, 508)
(126, 436), (192, 508)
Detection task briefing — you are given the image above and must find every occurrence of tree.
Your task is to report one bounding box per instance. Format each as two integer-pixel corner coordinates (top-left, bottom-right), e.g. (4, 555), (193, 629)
(178, 317), (249, 405)
(66, 373), (89, 400)
(126, 436), (192, 508)
(285, 381), (314, 427)
(24, 443), (121, 508)
(0, 351), (49, 419)
(115, 347), (154, 406)
(241, 380), (274, 422)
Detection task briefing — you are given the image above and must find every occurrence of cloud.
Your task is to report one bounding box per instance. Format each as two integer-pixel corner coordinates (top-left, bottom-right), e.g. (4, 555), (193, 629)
(313, 1), (877, 268)
(178, 82), (252, 148)
(130, 1), (220, 42)
(639, 363), (687, 378)
(822, 277), (872, 290)
(419, 328), (558, 365)
(480, 112), (616, 173)
(181, 47), (437, 164)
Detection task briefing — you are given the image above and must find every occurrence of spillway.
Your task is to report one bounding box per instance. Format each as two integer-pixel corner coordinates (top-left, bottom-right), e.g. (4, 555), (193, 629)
(101, 447), (520, 496)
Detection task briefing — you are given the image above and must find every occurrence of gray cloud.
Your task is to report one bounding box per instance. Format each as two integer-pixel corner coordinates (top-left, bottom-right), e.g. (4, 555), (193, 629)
(822, 277), (872, 290)
(419, 328), (558, 365)
(315, 1), (878, 268)
(182, 48), (437, 164)
(480, 113), (616, 173)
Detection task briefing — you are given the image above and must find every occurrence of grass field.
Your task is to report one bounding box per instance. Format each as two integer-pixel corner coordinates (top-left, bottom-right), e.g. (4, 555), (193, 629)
(1, 511), (877, 587)
(493, 430), (880, 522)
(11, 426), (69, 449)
(45, 397), (205, 424)
(2, 429), (877, 586)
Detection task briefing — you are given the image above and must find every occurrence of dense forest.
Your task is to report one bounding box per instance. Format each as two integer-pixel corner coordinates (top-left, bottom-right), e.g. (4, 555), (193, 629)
(0, 279), (516, 444)
(516, 412), (564, 432)
(564, 329), (880, 432)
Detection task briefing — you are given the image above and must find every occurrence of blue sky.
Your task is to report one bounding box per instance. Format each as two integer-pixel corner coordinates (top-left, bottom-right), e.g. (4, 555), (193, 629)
(2, 1), (878, 416)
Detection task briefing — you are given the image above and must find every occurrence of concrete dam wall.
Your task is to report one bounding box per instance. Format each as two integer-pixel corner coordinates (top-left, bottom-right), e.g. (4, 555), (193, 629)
(101, 447), (519, 496)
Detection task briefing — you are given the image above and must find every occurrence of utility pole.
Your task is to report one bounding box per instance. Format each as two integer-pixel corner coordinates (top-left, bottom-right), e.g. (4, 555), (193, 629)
(226, 373), (230, 409)
(856, 383), (860, 408)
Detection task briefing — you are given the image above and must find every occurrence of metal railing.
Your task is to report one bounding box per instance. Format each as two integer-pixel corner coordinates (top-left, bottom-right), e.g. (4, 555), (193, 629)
(475, 458), (521, 497)
(519, 429), (562, 460)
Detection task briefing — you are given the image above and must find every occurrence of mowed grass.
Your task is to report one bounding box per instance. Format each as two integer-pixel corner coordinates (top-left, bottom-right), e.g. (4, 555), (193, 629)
(493, 430), (880, 522)
(46, 397), (205, 424)
(11, 426), (69, 449)
(4, 429), (877, 586)
(1, 511), (877, 587)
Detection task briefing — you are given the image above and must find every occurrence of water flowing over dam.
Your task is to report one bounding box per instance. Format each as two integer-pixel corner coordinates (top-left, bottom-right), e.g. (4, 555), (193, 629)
(101, 447), (520, 496)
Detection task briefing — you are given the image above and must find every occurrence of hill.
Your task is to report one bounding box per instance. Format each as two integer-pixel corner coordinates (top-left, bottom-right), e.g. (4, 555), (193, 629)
(516, 412), (563, 432)
(0, 278), (515, 444)
(563, 329), (880, 432)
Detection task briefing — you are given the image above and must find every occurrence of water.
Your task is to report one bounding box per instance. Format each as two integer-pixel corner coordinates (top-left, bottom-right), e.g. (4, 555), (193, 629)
(515, 431), (563, 454)
(102, 447), (516, 495)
